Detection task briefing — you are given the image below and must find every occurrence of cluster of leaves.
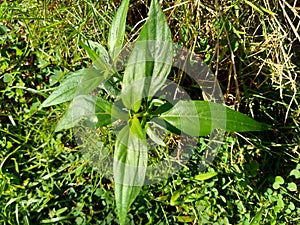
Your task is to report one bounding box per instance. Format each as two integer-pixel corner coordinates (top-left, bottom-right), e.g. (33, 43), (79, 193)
(1, 0), (299, 224)
(39, 0), (268, 224)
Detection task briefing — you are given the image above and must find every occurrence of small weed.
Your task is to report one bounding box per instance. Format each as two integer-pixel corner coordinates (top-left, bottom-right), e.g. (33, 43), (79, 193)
(0, 0), (299, 224)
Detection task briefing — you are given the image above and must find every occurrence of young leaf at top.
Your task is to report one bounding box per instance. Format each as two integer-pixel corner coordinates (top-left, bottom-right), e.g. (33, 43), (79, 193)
(41, 68), (106, 108)
(159, 101), (268, 136)
(121, 0), (172, 112)
(108, 0), (130, 62)
(114, 117), (148, 225)
(80, 40), (113, 75)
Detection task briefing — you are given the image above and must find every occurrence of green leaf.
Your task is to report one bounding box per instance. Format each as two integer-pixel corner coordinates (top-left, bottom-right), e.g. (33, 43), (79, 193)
(99, 77), (120, 98)
(41, 217), (69, 223)
(145, 122), (166, 147)
(108, 0), (130, 61)
(41, 68), (106, 107)
(194, 171), (218, 181)
(79, 40), (113, 74)
(249, 208), (264, 225)
(287, 182), (297, 192)
(275, 176), (285, 184)
(153, 101), (175, 115)
(75, 217), (84, 225)
(276, 194), (285, 210)
(151, 117), (182, 135)
(55, 96), (114, 131)
(170, 189), (184, 206)
(55, 95), (95, 131)
(114, 117), (148, 225)
(290, 168), (300, 179)
(3, 74), (13, 83)
(176, 216), (195, 223)
(159, 101), (268, 136)
(273, 176), (284, 189)
(0, 25), (7, 35)
(288, 202), (295, 210)
(111, 100), (129, 121)
(94, 98), (115, 127)
(121, 0), (172, 112)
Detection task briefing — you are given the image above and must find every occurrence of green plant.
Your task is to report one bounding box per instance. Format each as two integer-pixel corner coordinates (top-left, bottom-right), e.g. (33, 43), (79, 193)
(40, 0), (269, 224)
(268, 165), (300, 224)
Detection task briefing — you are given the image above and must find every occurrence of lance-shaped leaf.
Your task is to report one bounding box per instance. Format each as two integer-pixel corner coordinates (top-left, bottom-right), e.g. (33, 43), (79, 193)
(121, 0), (172, 112)
(108, 0), (130, 61)
(99, 77), (120, 98)
(41, 68), (106, 108)
(55, 96), (116, 131)
(194, 171), (218, 181)
(159, 101), (268, 136)
(145, 122), (166, 147)
(80, 40), (113, 75)
(114, 117), (147, 225)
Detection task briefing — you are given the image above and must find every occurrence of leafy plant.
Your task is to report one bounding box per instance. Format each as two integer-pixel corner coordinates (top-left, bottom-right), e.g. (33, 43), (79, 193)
(40, 0), (268, 224)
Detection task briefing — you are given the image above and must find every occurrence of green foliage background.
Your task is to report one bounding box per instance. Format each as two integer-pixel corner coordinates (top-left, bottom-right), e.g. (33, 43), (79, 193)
(0, 0), (299, 224)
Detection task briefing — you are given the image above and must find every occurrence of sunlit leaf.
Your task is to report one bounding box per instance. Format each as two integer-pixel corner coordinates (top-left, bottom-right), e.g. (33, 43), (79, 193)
(41, 68), (106, 107)
(249, 207), (264, 225)
(170, 189), (184, 206)
(108, 0), (130, 61)
(176, 216), (195, 223)
(273, 176), (284, 189)
(159, 101), (268, 136)
(114, 117), (147, 225)
(290, 167), (300, 179)
(99, 77), (120, 98)
(55, 96), (115, 131)
(121, 0), (172, 112)
(287, 182), (297, 192)
(145, 122), (166, 146)
(80, 40), (113, 74)
(194, 171), (218, 181)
